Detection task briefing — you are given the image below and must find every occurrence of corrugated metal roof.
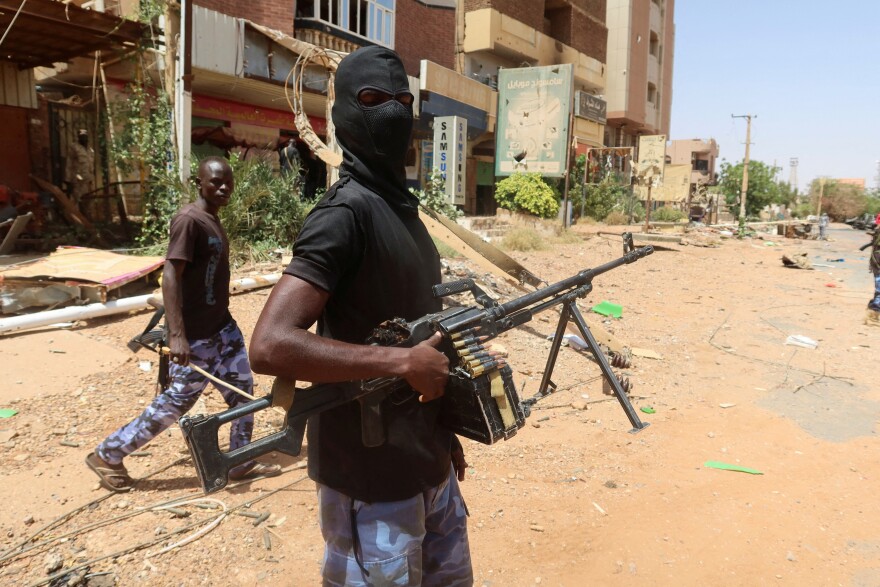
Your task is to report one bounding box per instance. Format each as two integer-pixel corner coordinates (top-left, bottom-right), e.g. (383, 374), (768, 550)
(0, 0), (147, 69)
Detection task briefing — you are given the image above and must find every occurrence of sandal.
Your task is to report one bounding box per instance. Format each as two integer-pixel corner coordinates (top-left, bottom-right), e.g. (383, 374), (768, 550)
(229, 461), (282, 481)
(85, 451), (134, 493)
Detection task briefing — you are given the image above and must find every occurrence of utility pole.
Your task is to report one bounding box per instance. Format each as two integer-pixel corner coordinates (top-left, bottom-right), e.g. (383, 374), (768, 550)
(731, 114), (755, 234)
(816, 176), (826, 216)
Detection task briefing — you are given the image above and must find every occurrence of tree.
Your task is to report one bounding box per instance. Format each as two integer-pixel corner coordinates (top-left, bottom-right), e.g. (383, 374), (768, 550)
(717, 159), (782, 218)
(809, 179), (867, 221)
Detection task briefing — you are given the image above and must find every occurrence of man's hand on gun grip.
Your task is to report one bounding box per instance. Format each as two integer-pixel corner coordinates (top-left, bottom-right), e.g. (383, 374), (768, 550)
(404, 332), (449, 403)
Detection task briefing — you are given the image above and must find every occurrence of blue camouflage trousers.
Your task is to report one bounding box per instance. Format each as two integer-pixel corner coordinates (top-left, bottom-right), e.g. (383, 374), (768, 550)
(96, 320), (254, 466)
(317, 468), (473, 587)
(871, 272), (880, 310)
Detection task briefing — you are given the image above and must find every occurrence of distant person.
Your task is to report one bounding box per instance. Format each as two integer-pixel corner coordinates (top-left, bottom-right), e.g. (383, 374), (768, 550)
(85, 157), (281, 492)
(279, 137), (303, 178)
(819, 213), (829, 240)
(65, 129), (95, 211)
(860, 229), (880, 313)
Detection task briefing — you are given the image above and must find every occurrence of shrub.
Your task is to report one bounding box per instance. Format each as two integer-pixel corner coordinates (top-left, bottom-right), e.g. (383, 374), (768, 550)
(653, 206), (686, 222)
(494, 173), (560, 219)
(411, 171), (461, 220)
(219, 153), (314, 264)
(604, 211), (629, 225)
(501, 227), (546, 251)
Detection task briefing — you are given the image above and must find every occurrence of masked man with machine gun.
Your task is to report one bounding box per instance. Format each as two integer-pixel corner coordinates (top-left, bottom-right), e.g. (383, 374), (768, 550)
(192, 46), (653, 587)
(249, 46), (474, 586)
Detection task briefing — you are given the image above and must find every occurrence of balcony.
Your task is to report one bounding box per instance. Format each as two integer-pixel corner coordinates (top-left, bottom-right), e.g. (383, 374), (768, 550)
(650, 1), (662, 32)
(463, 8), (605, 92)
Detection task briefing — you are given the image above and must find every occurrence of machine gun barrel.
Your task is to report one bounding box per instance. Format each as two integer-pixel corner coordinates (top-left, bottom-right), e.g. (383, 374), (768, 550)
(498, 244), (654, 318)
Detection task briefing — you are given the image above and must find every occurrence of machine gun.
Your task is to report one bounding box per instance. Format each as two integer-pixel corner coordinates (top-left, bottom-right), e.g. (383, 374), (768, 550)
(179, 233), (654, 494)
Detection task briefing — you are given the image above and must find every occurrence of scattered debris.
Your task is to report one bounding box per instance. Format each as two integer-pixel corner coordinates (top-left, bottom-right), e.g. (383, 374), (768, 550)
(592, 502), (607, 516)
(785, 335), (818, 349)
(703, 461), (763, 475)
(640, 406), (655, 414)
(0, 408), (18, 418)
(719, 403), (736, 409)
(631, 347), (662, 360)
(591, 301), (623, 318)
(781, 253), (813, 270)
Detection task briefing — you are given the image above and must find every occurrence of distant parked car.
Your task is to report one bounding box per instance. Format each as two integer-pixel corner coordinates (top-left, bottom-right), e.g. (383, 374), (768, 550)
(846, 213), (877, 231)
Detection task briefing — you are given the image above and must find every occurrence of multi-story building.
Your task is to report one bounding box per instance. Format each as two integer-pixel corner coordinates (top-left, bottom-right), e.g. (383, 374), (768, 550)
(420, 0), (609, 213)
(668, 138), (719, 196)
(604, 0), (674, 151)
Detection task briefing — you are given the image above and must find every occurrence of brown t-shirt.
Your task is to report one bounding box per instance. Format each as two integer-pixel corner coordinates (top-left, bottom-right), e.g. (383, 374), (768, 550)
(165, 204), (231, 340)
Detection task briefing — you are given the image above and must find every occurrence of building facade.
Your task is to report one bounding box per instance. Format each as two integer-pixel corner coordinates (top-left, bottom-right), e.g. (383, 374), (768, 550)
(668, 138), (719, 196)
(604, 0), (674, 151)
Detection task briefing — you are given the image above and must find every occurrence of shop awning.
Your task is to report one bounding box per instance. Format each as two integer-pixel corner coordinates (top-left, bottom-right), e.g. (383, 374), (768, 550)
(0, 0), (147, 69)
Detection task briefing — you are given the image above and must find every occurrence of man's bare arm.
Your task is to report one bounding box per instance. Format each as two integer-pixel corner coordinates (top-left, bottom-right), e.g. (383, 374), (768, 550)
(250, 274), (448, 400)
(163, 259), (190, 365)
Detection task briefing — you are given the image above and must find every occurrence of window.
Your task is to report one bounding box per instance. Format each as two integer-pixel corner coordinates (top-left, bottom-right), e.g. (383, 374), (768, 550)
(297, 0), (395, 47)
(649, 31), (659, 57)
(647, 83), (657, 104)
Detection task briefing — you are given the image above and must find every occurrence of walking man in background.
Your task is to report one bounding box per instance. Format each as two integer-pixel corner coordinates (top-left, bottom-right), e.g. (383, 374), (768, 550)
(86, 156), (281, 492)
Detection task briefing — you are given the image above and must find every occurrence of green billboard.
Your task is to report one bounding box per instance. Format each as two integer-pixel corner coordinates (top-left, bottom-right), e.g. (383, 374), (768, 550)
(495, 64), (573, 178)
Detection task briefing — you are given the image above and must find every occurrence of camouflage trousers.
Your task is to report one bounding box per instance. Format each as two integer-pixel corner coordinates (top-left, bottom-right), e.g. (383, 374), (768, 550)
(317, 468), (473, 587)
(871, 272), (880, 310)
(96, 320), (254, 466)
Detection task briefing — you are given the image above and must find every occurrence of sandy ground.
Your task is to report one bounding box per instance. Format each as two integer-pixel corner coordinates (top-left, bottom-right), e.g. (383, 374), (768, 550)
(0, 223), (878, 587)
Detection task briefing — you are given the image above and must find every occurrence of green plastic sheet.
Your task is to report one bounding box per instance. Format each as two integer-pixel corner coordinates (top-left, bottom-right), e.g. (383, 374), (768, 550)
(0, 409), (18, 419)
(591, 300), (622, 318)
(640, 406), (655, 414)
(704, 460), (763, 475)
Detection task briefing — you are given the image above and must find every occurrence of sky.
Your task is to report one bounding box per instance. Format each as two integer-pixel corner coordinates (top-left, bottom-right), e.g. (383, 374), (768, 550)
(670, 0), (880, 193)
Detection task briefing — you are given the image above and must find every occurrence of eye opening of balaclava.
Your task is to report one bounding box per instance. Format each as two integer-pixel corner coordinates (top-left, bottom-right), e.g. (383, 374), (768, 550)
(332, 46), (417, 210)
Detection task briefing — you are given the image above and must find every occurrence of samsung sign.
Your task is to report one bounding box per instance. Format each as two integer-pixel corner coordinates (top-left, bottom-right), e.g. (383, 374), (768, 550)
(433, 115), (467, 205)
(575, 91), (607, 124)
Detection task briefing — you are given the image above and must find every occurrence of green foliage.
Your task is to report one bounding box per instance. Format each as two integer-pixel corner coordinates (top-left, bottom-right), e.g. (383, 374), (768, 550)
(776, 181), (799, 207)
(494, 173), (560, 219)
(865, 190), (880, 216)
(604, 211), (629, 225)
(410, 171), (461, 220)
(138, 0), (166, 22)
(500, 227), (546, 251)
(567, 154), (638, 222)
(219, 153), (313, 263)
(653, 206), (686, 222)
(109, 81), (182, 247)
(718, 159), (783, 218)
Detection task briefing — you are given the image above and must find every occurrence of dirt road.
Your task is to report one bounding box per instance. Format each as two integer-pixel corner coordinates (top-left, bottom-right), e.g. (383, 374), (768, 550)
(0, 223), (877, 586)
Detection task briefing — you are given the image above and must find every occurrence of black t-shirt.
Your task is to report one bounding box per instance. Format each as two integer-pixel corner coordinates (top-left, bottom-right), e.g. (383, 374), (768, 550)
(284, 176), (451, 503)
(165, 204), (232, 340)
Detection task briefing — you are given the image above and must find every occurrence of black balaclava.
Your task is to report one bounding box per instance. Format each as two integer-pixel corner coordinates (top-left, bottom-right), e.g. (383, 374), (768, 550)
(332, 46), (417, 211)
